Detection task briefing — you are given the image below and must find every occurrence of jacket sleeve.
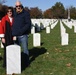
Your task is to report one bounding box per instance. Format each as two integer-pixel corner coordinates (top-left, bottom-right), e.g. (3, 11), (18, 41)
(20, 11), (31, 34)
(0, 20), (4, 37)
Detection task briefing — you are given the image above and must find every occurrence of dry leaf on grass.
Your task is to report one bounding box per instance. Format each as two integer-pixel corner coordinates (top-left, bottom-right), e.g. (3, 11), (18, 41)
(66, 63), (71, 67)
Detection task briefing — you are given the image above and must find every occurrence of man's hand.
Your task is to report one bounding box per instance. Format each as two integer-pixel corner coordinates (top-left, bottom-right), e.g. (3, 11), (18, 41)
(13, 36), (16, 41)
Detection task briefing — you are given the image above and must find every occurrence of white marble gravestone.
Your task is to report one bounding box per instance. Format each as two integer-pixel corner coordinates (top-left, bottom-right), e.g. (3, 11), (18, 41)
(33, 33), (41, 47)
(61, 33), (69, 45)
(51, 20), (58, 29)
(46, 27), (50, 33)
(68, 21), (72, 29)
(62, 20), (72, 29)
(73, 24), (76, 33)
(31, 26), (35, 34)
(1, 42), (4, 48)
(74, 26), (76, 33)
(6, 45), (21, 75)
(60, 21), (66, 36)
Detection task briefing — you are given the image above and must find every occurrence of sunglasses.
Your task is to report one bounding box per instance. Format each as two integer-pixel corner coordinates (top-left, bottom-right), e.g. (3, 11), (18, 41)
(16, 5), (22, 8)
(7, 10), (12, 12)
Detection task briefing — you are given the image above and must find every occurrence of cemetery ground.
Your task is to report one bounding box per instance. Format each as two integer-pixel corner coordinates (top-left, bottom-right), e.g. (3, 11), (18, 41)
(0, 21), (76, 75)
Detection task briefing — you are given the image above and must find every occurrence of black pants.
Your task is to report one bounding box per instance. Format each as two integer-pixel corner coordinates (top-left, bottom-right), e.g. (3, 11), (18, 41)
(2, 43), (6, 67)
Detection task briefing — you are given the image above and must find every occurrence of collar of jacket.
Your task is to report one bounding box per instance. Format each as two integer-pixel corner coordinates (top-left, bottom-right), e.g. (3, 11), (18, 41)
(4, 15), (13, 26)
(16, 9), (23, 14)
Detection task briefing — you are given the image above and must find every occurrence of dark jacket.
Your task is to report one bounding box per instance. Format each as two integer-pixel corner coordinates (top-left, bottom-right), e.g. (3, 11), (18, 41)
(5, 21), (13, 46)
(12, 9), (31, 36)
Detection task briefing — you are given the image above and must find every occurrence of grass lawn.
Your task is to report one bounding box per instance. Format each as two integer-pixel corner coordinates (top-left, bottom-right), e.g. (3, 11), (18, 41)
(0, 21), (76, 75)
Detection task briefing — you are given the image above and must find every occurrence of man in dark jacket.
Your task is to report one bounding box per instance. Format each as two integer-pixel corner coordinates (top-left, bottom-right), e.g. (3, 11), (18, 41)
(12, 1), (31, 68)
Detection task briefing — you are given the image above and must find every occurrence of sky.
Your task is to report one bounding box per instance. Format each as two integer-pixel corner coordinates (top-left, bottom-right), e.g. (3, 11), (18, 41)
(2, 0), (76, 11)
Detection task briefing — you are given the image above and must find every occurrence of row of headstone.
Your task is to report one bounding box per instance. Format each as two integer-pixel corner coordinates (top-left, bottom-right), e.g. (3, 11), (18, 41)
(32, 20), (59, 47)
(60, 20), (69, 45)
(32, 20), (69, 47)
(72, 20), (76, 33)
(46, 20), (58, 33)
(62, 19), (76, 33)
(51, 20), (58, 29)
(31, 19), (54, 27)
(32, 19), (59, 47)
(62, 19), (72, 29)
(29, 19), (58, 47)
(31, 19), (58, 34)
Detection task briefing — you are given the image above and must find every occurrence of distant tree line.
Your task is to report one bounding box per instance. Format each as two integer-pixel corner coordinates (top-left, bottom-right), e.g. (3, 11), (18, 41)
(0, 4), (7, 19)
(0, 2), (76, 19)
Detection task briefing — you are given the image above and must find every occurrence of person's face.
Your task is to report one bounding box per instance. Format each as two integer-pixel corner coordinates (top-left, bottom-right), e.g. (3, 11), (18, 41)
(7, 9), (13, 17)
(15, 4), (22, 12)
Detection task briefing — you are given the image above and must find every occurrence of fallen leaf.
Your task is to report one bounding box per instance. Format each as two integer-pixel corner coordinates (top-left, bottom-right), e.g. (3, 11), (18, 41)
(66, 63), (71, 67)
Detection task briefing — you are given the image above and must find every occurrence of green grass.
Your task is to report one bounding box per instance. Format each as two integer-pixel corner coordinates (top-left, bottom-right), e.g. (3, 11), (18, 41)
(1, 21), (76, 75)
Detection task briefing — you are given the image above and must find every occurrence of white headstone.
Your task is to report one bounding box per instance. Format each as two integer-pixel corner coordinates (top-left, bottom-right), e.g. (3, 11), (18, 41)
(51, 20), (58, 29)
(1, 42), (4, 48)
(72, 21), (76, 33)
(46, 27), (50, 33)
(73, 25), (76, 33)
(6, 45), (21, 75)
(60, 21), (66, 36)
(33, 33), (41, 47)
(31, 26), (35, 34)
(61, 33), (69, 45)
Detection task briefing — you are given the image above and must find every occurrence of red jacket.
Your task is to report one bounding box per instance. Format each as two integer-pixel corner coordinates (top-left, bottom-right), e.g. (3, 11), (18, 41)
(0, 15), (13, 37)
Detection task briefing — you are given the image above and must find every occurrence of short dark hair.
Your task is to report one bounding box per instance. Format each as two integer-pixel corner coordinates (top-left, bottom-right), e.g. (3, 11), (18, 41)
(6, 7), (13, 13)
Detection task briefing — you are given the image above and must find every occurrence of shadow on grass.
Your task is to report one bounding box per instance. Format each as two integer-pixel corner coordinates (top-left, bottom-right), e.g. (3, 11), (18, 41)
(21, 47), (47, 72)
(29, 47), (47, 64)
(41, 42), (44, 46)
(0, 57), (2, 61)
(21, 52), (29, 72)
